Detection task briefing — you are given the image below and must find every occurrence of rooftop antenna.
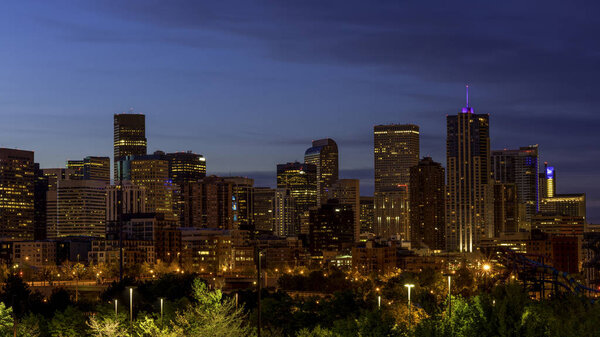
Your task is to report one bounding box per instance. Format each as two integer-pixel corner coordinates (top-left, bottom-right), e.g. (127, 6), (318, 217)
(466, 84), (469, 107)
(129, 107), (134, 113)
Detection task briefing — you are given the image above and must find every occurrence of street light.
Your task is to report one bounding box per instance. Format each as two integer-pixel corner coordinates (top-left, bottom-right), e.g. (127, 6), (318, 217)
(114, 299), (118, 318)
(159, 298), (164, 329)
(447, 275), (452, 317)
(404, 284), (415, 327)
(129, 287), (133, 323)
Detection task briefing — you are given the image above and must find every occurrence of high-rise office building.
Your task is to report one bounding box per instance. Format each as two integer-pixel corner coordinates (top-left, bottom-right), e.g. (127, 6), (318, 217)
(67, 156), (111, 183)
(224, 177), (254, 232)
(49, 179), (107, 238)
(114, 113), (147, 180)
(129, 155), (178, 221)
(373, 124), (419, 240)
(277, 162), (317, 212)
(309, 200), (354, 255)
(540, 194), (586, 220)
(492, 183), (520, 236)
(539, 162), (556, 199)
(178, 176), (234, 230)
(43, 168), (75, 237)
(446, 87), (492, 252)
(304, 139), (338, 204)
(34, 163), (48, 240)
(409, 157), (445, 251)
(106, 182), (147, 222)
(359, 196), (374, 235)
(329, 179), (360, 242)
(0, 148), (35, 241)
(253, 187), (276, 233)
(164, 151), (206, 185)
(491, 145), (539, 224)
(273, 188), (297, 237)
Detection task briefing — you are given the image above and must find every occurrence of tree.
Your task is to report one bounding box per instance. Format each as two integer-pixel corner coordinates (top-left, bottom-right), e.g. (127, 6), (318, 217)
(0, 303), (13, 337)
(87, 316), (128, 337)
(47, 306), (87, 337)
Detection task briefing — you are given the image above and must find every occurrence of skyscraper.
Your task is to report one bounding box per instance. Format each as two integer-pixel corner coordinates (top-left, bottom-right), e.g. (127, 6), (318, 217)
(492, 183), (520, 236)
(309, 200), (354, 255)
(129, 154), (178, 221)
(329, 179), (360, 242)
(446, 87), (492, 252)
(373, 124), (419, 240)
(491, 145), (539, 224)
(409, 157), (445, 251)
(224, 177), (254, 232)
(114, 113), (147, 180)
(0, 148), (35, 241)
(164, 151), (206, 185)
(67, 156), (111, 183)
(273, 188), (297, 237)
(540, 194), (586, 219)
(106, 181), (146, 222)
(304, 139), (338, 204)
(51, 179), (107, 238)
(253, 187), (276, 233)
(359, 196), (374, 235)
(539, 162), (556, 199)
(276, 162), (317, 213)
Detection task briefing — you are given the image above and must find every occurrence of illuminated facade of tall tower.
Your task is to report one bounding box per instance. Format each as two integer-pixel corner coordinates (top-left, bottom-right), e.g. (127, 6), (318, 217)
(129, 156), (178, 221)
(276, 162), (318, 213)
(373, 124), (419, 240)
(165, 151), (206, 185)
(304, 139), (338, 205)
(114, 113), (147, 180)
(446, 87), (492, 252)
(539, 162), (556, 198)
(0, 148), (35, 241)
(329, 179), (360, 242)
(491, 145), (539, 225)
(67, 156), (111, 183)
(409, 157), (445, 250)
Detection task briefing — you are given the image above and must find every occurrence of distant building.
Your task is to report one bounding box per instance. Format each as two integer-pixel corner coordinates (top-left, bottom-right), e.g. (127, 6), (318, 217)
(329, 179), (360, 242)
(164, 151), (206, 185)
(277, 162), (317, 235)
(67, 156), (110, 183)
(12, 241), (57, 267)
(224, 177), (254, 232)
(273, 188), (297, 237)
(532, 215), (585, 236)
(304, 139), (338, 205)
(491, 145), (539, 223)
(374, 124), (419, 240)
(527, 230), (580, 274)
(352, 240), (397, 274)
(539, 163), (556, 199)
(114, 113), (147, 180)
(34, 164), (48, 240)
(446, 88), (492, 252)
(0, 148), (35, 241)
(48, 179), (107, 238)
(409, 157), (445, 250)
(106, 181), (146, 222)
(253, 187), (276, 233)
(492, 183), (521, 236)
(308, 200), (354, 255)
(359, 196), (374, 236)
(540, 194), (586, 220)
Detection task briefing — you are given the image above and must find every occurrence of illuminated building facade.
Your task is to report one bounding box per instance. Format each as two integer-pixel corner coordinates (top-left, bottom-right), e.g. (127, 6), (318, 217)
(273, 188), (297, 237)
(540, 193), (586, 219)
(34, 164), (48, 240)
(409, 157), (445, 250)
(491, 145), (539, 224)
(253, 187), (276, 233)
(446, 88), (492, 252)
(308, 200), (354, 255)
(165, 151), (206, 185)
(329, 179), (360, 242)
(129, 155), (178, 221)
(492, 183), (521, 236)
(277, 162), (317, 212)
(374, 124), (419, 240)
(224, 177), (254, 232)
(304, 138), (338, 204)
(0, 148), (35, 241)
(67, 156), (111, 183)
(532, 215), (585, 236)
(359, 196), (374, 235)
(51, 179), (107, 238)
(106, 181), (146, 222)
(114, 113), (147, 180)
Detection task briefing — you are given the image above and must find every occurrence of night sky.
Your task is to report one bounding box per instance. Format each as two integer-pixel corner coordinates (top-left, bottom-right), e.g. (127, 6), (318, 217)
(1, 1), (599, 222)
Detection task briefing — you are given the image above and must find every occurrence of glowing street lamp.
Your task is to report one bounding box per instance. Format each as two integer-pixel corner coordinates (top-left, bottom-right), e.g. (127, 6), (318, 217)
(405, 284), (415, 327)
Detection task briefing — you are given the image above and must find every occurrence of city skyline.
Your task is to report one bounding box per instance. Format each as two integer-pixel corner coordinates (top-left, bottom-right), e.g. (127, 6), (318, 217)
(0, 1), (598, 223)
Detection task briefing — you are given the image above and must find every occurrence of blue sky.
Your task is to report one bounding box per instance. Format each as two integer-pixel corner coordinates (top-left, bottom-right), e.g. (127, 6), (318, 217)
(1, 1), (599, 222)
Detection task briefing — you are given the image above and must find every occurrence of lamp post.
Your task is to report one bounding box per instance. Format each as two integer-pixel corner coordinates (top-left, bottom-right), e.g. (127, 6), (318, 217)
(129, 288), (133, 323)
(160, 298), (164, 329)
(482, 264), (491, 290)
(404, 284), (415, 327)
(114, 299), (118, 318)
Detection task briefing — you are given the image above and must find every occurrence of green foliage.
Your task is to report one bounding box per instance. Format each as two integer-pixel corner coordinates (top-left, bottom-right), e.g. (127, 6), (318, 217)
(296, 326), (338, 337)
(47, 307), (87, 337)
(0, 302), (13, 337)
